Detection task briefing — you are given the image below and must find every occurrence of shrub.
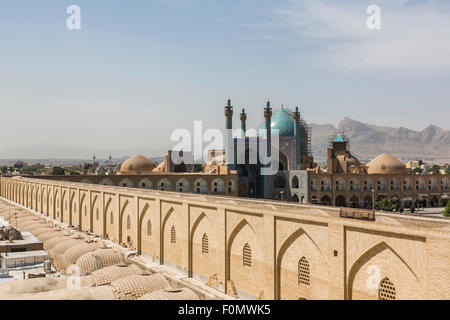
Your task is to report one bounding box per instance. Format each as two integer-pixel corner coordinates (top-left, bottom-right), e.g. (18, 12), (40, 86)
(375, 198), (396, 211)
(444, 203), (450, 217)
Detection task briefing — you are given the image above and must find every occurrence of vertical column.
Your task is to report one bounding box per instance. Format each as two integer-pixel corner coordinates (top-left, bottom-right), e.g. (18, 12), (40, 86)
(263, 214), (276, 299)
(240, 108), (247, 139)
(263, 101), (272, 199)
(115, 192), (121, 243)
(328, 222), (346, 299)
(218, 207), (227, 294)
(135, 195), (139, 252)
(101, 191), (106, 237)
(156, 198), (163, 264)
(293, 106), (302, 170)
(225, 99), (234, 166)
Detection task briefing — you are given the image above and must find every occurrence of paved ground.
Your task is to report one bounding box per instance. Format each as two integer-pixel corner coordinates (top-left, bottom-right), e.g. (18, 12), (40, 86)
(379, 207), (448, 218)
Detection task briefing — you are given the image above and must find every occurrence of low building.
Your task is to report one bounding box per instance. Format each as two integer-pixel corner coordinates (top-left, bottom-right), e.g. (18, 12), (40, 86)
(309, 134), (450, 208)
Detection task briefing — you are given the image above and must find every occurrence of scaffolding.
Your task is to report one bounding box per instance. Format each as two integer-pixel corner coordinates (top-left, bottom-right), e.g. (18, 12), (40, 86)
(284, 107), (312, 157)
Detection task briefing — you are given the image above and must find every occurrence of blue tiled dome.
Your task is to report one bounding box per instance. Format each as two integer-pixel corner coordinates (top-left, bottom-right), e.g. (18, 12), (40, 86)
(259, 108), (295, 137)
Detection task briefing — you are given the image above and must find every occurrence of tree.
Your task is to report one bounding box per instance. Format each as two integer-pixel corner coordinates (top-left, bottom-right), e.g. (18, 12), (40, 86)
(411, 167), (423, 175)
(444, 203), (450, 217)
(0, 167), (7, 173)
(375, 198), (396, 211)
(446, 167), (450, 175)
(51, 167), (65, 175)
(192, 163), (203, 173)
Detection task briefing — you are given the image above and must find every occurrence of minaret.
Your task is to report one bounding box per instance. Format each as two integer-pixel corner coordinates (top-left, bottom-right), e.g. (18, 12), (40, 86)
(264, 101), (272, 158)
(263, 101), (272, 200)
(240, 108), (247, 138)
(224, 99), (234, 164)
(293, 106), (302, 170)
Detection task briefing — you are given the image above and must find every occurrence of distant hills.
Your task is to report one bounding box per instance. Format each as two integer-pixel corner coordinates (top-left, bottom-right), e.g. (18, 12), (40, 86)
(1, 118), (449, 165)
(311, 118), (450, 163)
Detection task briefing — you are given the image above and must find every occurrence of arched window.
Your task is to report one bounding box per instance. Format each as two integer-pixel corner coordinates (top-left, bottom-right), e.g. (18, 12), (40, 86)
(194, 179), (207, 194)
(379, 278), (396, 300)
(243, 243), (252, 267)
(127, 215), (131, 230)
(292, 176), (299, 189)
(202, 233), (209, 254)
(171, 226), (176, 244)
(147, 220), (152, 236)
(110, 211), (114, 224)
(211, 179), (225, 194)
(298, 257), (310, 286)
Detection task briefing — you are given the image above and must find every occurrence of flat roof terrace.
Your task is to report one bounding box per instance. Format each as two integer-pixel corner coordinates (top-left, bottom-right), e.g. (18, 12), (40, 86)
(0, 232), (43, 253)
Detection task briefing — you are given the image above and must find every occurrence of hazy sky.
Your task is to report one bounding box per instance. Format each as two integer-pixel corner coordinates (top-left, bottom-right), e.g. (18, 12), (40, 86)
(1, 0), (449, 158)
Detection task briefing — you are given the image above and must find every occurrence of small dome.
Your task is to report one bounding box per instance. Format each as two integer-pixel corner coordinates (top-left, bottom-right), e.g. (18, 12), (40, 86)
(120, 155), (156, 173)
(367, 153), (407, 175)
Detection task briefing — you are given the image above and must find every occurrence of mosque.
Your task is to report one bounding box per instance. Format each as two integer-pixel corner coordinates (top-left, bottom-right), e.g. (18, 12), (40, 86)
(1, 100), (450, 300)
(25, 99), (450, 209)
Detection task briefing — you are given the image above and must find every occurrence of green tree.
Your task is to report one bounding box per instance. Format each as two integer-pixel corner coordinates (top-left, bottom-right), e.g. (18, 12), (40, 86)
(411, 167), (423, 175)
(446, 167), (450, 175)
(192, 163), (204, 173)
(51, 166), (65, 175)
(444, 203), (450, 217)
(0, 167), (7, 173)
(375, 198), (396, 211)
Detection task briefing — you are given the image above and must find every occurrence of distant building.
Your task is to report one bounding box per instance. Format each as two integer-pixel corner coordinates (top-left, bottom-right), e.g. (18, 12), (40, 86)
(309, 134), (450, 208)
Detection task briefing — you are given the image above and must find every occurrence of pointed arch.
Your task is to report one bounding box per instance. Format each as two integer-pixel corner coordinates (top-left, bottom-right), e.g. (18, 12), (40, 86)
(226, 218), (258, 285)
(137, 202), (151, 255)
(188, 211), (207, 276)
(89, 194), (99, 232)
(118, 199), (130, 243)
(275, 227), (327, 299)
(347, 241), (420, 300)
(160, 207), (175, 264)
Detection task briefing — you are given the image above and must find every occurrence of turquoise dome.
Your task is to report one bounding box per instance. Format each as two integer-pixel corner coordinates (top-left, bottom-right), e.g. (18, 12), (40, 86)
(259, 108), (295, 137)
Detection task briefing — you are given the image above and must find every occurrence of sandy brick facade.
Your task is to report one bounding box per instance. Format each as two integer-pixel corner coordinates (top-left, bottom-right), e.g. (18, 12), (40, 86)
(1, 176), (450, 300)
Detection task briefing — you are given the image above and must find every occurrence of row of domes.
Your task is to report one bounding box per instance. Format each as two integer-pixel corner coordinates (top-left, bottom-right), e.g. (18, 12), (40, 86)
(120, 152), (407, 175)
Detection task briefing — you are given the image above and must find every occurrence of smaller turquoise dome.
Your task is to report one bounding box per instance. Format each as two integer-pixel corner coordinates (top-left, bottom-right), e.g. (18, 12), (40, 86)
(259, 108), (295, 137)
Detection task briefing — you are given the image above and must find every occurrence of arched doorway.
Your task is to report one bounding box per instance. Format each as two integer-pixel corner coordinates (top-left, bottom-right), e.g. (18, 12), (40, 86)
(350, 196), (359, 208)
(431, 196), (439, 207)
(363, 196), (373, 209)
(292, 194), (299, 202)
(320, 195), (331, 206)
(335, 195), (347, 207)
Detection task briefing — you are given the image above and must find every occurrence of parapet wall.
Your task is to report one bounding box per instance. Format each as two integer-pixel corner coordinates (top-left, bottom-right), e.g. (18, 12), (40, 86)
(1, 176), (450, 300)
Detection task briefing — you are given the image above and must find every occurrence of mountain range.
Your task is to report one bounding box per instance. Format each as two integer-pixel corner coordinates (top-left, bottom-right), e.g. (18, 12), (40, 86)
(311, 118), (450, 163)
(0, 118), (449, 165)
